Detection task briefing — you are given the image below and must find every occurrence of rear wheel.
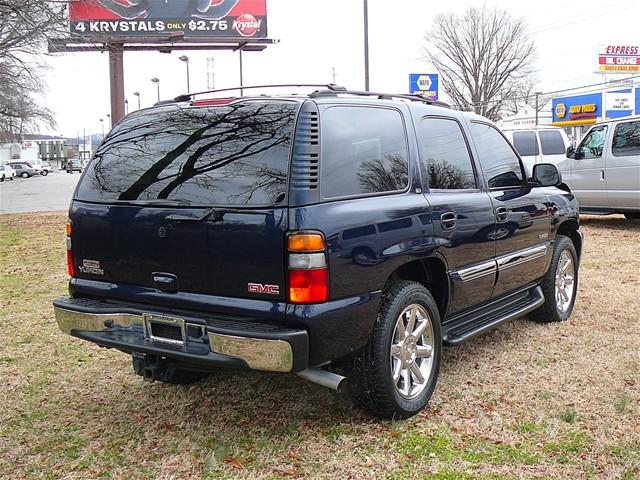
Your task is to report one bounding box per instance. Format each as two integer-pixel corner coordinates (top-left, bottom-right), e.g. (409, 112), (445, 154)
(349, 281), (442, 419)
(530, 235), (578, 323)
(624, 212), (640, 220)
(41, 170), (48, 176)
(21, 172), (29, 178)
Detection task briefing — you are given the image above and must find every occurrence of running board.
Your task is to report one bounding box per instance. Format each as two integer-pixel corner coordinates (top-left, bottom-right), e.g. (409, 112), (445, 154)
(443, 285), (544, 345)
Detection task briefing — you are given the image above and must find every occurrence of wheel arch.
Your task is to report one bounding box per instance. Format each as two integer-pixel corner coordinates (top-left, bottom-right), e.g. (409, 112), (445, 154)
(556, 219), (582, 261)
(386, 257), (449, 320)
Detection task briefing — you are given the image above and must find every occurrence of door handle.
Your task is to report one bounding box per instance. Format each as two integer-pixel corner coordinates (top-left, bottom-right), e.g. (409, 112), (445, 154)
(495, 206), (509, 223)
(440, 212), (457, 231)
(600, 170), (605, 181)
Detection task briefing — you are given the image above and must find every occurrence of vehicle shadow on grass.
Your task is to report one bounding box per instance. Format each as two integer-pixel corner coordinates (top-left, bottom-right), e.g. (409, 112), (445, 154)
(580, 214), (640, 232)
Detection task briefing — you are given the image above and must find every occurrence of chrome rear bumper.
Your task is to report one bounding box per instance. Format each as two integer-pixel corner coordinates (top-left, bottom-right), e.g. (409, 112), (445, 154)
(53, 298), (308, 373)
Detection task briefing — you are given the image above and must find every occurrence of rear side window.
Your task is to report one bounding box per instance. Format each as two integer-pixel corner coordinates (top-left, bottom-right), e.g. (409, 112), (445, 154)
(470, 123), (524, 188)
(320, 106), (409, 198)
(539, 130), (566, 155)
(512, 131), (539, 157)
(75, 101), (297, 206)
(612, 120), (640, 156)
(419, 117), (477, 189)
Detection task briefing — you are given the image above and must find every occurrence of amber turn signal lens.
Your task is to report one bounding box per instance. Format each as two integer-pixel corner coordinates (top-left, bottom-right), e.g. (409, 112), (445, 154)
(288, 233), (325, 252)
(65, 221), (73, 237)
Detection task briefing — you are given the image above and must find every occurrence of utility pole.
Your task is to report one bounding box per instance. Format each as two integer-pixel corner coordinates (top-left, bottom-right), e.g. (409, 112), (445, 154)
(363, 0), (370, 91)
(179, 55), (190, 93)
(535, 91), (541, 126)
(108, 43), (125, 125)
(239, 48), (244, 96)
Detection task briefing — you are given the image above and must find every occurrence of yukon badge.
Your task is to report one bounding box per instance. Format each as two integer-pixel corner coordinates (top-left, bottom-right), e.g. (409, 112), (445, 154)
(247, 283), (280, 295)
(78, 259), (104, 276)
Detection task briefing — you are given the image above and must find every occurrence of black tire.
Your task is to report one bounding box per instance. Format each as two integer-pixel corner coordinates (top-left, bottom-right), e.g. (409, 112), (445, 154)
(624, 212), (640, 220)
(348, 281), (442, 419)
(530, 235), (578, 323)
(41, 170), (48, 176)
(9, 176), (13, 181)
(21, 172), (29, 178)
(0, 175), (4, 182)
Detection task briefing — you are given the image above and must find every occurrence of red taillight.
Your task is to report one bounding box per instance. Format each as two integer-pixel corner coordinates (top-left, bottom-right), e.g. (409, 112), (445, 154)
(66, 221), (75, 277)
(67, 249), (75, 277)
(287, 231), (328, 304)
(289, 269), (328, 303)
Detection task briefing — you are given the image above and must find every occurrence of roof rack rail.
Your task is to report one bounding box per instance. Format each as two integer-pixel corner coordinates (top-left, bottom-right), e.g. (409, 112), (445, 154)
(174, 83), (347, 102)
(309, 88), (450, 108)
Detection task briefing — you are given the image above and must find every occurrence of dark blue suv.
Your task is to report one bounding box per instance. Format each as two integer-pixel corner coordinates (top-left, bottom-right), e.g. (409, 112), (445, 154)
(53, 85), (583, 418)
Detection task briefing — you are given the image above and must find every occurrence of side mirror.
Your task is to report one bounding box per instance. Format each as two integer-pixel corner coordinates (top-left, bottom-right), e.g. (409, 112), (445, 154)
(566, 145), (575, 158)
(531, 163), (562, 187)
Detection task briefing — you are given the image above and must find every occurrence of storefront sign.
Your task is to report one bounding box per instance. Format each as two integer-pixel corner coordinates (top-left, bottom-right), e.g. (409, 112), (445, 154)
(598, 45), (640, 73)
(552, 92), (602, 126)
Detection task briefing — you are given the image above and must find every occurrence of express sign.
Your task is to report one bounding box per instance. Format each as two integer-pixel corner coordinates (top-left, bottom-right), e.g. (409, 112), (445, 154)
(598, 45), (640, 73)
(68, 0), (268, 39)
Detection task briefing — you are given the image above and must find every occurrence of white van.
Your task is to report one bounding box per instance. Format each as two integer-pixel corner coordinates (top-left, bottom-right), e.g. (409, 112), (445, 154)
(502, 127), (571, 175)
(555, 116), (640, 219)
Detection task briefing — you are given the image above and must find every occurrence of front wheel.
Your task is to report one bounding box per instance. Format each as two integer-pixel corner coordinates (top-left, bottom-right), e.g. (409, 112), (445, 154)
(41, 170), (48, 176)
(530, 235), (578, 323)
(349, 281), (442, 419)
(21, 172), (29, 178)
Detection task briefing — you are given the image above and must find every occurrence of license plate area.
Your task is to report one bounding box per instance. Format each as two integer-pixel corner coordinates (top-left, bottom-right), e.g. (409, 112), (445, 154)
(143, 314), (186, 347)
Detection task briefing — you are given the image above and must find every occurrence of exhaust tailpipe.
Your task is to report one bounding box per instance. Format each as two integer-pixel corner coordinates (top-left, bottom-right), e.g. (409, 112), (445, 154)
(296, 368), (347, 391)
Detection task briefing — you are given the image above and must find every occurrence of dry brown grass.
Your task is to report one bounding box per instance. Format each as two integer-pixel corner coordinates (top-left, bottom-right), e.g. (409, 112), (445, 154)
(0, 212), (638, 479)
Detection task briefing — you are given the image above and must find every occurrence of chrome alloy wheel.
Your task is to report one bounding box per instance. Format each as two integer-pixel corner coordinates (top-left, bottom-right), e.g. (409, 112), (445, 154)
(555, 250), (575, 313)
(390, 304), (435, 399)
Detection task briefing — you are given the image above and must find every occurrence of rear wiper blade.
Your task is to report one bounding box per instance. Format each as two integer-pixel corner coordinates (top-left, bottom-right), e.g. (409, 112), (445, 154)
(165, 207), (269, 225)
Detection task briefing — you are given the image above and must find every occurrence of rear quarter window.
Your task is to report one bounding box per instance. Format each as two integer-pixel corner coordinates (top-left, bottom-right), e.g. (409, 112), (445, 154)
(612, 120), (640, 156)
(320, 106), (409, 198)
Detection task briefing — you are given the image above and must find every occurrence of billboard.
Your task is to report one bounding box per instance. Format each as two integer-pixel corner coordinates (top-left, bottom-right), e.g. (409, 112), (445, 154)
(598, 45), (640, 73)
(552, 92), (601, 127)
(409, 73), (438, 100)
(69, 0), (267, 39)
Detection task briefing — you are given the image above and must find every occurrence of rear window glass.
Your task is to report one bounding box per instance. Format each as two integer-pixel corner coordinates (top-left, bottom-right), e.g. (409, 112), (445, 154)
(76, 101), (297, 206)
(512, 131), (539, 156)
(539, 130), (566, 155)
(320, 106), (409, 198)
(612, 120), (640, 156)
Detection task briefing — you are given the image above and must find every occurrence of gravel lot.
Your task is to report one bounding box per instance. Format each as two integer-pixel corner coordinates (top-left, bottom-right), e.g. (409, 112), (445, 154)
(0, 172), (80, 214)
(0, 212), (638, 479)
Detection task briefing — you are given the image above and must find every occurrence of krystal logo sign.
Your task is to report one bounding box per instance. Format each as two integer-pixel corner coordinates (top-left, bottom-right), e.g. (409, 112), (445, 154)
(233, 13), (261, 36)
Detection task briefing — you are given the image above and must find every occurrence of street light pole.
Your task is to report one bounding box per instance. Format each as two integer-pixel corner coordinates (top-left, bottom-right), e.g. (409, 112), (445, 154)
(106, 113), (111, 129)
(535, 91), (542, 126)
(133, 91), (140, 110)
(151, 77), (160, 102)
(179, 55), (190, 93)
(125, 99), (129, 115)
(363, 0), (370, 91)
(99, 118), (104, 138)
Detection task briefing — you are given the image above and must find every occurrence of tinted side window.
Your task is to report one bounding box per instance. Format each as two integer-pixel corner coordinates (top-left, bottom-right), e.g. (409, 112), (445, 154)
(470, 123), (524, 188)
(321, 107), (409, 198)
(512, 131), (539, 157)
(419, 118), (477, 189)
(577, 125), (608, 159)
(539, 130), (566, 155)
(612, 121), (640, 156)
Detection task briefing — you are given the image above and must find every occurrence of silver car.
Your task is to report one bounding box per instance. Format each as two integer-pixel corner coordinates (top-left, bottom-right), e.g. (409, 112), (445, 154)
(558, 116), (640, 220)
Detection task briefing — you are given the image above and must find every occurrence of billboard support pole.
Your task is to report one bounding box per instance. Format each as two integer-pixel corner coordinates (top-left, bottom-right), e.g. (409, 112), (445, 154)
(108, 43), (125, 125)
(363, 0), (370, 91)
(239, 47), (244, 96)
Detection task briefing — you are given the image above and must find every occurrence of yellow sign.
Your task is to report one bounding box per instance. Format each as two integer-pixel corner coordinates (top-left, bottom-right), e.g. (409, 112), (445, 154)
(569, 104), (596, 114)
(555, 103), (566, 119)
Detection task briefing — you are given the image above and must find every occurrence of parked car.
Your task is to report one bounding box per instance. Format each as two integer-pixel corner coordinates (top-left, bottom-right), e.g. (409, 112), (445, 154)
(41, 161), (53, 175)
(0, 164), (16, 181)
(8, 161), (40, 178)
(502, 127), (571, 175)
(66, 159), (82, 173)
(556, 116), (640, 219)
(53, 85), (583, 419)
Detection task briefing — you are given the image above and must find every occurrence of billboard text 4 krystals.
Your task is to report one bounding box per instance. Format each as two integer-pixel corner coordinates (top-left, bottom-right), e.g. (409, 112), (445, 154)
(69, 0), (267, 39)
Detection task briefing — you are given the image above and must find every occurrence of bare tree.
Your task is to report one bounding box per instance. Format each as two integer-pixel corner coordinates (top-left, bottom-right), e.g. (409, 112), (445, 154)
(423, 6), (536, 121)
(0, 0), (66, 141)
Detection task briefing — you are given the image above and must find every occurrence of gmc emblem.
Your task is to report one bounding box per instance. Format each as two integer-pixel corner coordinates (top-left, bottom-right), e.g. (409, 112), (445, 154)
(247, 283), (280, 295)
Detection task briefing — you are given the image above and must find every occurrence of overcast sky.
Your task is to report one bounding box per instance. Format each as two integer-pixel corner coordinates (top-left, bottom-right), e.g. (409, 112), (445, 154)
(42, 0), (640, 137)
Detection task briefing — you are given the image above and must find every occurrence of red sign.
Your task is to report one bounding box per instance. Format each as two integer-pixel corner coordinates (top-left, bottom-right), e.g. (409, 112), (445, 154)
(69, 0), (268, 39)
